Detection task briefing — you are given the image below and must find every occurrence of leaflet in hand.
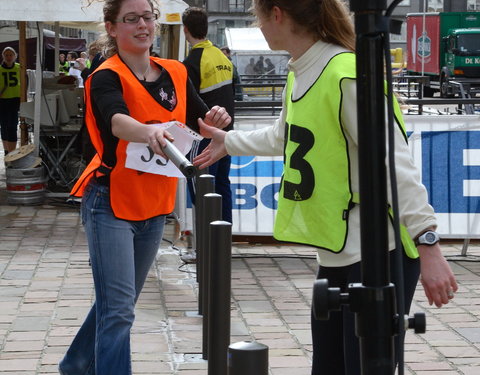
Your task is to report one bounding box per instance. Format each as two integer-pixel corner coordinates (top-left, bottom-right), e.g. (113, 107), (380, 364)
(125, 121), (202, 178)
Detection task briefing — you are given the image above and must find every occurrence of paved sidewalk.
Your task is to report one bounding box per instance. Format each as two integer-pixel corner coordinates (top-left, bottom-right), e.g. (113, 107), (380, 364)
(1, 159), (480, 374)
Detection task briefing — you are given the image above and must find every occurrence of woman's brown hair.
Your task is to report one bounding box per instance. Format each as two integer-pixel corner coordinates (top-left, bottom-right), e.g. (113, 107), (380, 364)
(253, 0), (355, 52)
(86, 0), (159, 58)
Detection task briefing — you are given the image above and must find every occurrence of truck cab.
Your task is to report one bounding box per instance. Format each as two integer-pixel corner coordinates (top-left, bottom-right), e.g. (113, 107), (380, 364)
(444, 28), (480, 78)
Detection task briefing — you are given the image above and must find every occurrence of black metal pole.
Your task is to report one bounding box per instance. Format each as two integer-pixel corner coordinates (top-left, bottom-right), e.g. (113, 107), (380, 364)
(312, 3), (427, 373)
(201, 193), (222, 360)
(207, 220), (232, 375)
(349, 1), (396, 373)
(195, 174), (215, 315)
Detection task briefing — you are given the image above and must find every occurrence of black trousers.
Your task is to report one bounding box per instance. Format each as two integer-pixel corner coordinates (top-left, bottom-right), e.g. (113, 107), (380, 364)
(0, 97), (20, 142)
(311, 248), (420, 375)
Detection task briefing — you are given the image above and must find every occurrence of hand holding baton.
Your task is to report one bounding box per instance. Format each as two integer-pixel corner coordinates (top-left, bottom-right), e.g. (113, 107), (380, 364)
(161, 139), (197, 178)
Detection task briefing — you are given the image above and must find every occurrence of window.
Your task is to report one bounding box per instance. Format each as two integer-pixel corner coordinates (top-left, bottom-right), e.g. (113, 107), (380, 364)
(457, 34), (480, 54)
(468, 0), (480, 10)
(229, 0), (245, 12)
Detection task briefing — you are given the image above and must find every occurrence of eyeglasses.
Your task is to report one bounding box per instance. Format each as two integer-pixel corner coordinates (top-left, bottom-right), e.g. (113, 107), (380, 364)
(117, 12), (158, 24)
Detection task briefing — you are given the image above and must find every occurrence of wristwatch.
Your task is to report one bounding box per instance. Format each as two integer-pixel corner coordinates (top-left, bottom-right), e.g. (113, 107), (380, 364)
(414, 230), (440, 246)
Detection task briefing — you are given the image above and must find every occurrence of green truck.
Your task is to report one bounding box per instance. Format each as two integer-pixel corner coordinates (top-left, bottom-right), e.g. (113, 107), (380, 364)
(406, 12), (480, 97)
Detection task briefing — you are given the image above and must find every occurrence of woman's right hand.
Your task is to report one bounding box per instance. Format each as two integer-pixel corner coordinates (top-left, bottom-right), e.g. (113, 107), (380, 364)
(145, 126), (174, 160)
(111, 114), (174, 159)
(193, 120), (228, 168)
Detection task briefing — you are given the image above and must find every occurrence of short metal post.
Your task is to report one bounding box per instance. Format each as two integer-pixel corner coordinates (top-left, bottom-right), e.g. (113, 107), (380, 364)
(195, 174), (215, 315)
(201, 193), (222, 359)
(228, 341), (269, 375)
(207, 221), (232, 375)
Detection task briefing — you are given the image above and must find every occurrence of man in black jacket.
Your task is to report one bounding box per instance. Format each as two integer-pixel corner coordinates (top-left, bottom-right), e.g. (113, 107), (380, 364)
(182, 7), (234, 224)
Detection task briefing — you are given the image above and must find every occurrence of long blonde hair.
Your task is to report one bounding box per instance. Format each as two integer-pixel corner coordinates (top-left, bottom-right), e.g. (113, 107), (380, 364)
(253, 0), (355, 52)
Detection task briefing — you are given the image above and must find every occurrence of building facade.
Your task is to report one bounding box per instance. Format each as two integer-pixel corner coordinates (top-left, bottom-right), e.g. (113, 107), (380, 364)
(182, 0), (474, 52)
(183, 0), (254, 47)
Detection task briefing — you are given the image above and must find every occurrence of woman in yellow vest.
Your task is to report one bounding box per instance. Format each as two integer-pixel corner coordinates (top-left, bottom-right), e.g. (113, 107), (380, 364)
(0, 46), (21, 155)
(194, 0), (458, 374)
(59, 1), (231, 374)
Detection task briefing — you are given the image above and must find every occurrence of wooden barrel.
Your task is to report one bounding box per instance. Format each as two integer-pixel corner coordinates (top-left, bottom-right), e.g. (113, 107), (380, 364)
(6, 166), (47, 205)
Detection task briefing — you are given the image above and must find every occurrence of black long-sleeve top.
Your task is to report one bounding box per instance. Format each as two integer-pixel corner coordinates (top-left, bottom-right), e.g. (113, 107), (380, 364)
(89, 61), (208, 183)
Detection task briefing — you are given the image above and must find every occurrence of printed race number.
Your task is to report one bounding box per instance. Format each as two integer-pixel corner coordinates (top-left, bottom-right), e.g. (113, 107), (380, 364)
(1, 71), (18, 87)
(283, 124), (314, 201)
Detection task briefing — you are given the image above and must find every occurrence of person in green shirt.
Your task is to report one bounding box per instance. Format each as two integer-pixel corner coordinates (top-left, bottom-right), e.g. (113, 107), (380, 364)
(0, 46), (21, 155)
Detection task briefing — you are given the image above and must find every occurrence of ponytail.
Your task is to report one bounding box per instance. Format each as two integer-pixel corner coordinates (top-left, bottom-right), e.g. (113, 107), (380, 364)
(318, 0), (355, 51)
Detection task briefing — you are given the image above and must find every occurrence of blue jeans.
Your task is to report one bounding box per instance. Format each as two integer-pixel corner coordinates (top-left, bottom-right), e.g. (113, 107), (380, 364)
(59, 181), (166, 375)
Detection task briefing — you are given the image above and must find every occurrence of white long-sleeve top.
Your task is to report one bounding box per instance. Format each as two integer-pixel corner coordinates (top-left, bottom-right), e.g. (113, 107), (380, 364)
(225, 40), (437, 267)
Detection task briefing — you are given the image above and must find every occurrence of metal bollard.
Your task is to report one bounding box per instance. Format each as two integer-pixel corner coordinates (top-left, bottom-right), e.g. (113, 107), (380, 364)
(201, 193), (222, 360)
(227, 341), (269, 375)
(195, 174), (214, 315)
(207, 220), (232, 375)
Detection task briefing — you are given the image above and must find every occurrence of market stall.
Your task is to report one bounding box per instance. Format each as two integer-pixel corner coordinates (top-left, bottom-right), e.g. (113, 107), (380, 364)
(0, 0), (188, 175)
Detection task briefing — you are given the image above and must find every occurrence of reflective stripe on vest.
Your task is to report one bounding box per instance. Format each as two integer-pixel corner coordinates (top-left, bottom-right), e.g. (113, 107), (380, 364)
(192, 40), (233, 94)
(70, 54), (188, 221)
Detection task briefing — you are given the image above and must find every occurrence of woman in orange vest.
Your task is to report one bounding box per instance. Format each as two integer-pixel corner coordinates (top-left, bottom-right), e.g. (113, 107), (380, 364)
(59, 1), (230, 374)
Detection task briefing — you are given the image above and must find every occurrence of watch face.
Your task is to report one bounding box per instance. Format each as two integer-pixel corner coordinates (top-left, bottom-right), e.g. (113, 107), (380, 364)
(425, 232), (436, 243)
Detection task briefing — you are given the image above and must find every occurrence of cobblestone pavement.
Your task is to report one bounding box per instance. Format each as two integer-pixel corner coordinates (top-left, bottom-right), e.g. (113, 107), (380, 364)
(2, 155), (480, 374)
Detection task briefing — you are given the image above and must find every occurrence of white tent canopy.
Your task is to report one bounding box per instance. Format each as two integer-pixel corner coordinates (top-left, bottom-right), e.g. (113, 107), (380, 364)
(158, 0), (188, 25)
(0, 0), (104, 22)
(0, 0), (188, 26)
(226, 28), (271, 51)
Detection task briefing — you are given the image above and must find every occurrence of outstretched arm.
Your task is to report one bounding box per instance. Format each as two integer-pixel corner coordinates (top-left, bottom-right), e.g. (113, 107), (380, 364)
(193, 120), (228, 169)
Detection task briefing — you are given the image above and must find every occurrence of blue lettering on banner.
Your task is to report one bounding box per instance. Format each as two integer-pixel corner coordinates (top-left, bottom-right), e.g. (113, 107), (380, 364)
(230, 156), (282, 210)
(231, 183), (280, 210)
(186, 156), (283, 210)
(422, 131), (480, 213)
(260, 183), (280, 210)
(232, 183), (258, 209)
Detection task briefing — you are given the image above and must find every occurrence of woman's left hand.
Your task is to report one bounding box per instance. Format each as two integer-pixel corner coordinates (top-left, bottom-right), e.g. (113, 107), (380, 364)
(200, 105), (231, 130)
(418, 243), (458, 307)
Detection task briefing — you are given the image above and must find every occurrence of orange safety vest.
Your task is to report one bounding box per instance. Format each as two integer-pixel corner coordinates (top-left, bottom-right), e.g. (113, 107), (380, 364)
(70, 54), (188, 221)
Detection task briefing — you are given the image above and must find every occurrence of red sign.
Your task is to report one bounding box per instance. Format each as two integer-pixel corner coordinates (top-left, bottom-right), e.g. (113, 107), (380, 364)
(407, 15), (441, 75)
